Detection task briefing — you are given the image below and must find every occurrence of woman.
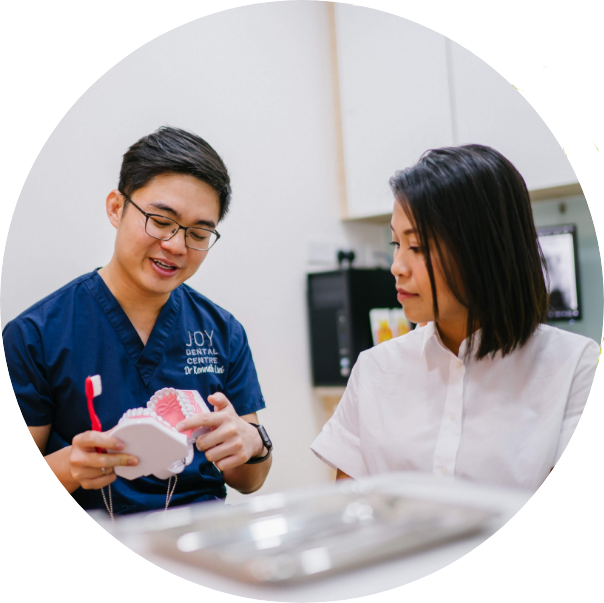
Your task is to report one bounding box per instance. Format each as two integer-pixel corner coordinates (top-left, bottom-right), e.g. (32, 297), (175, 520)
(311, 145), (599, 491)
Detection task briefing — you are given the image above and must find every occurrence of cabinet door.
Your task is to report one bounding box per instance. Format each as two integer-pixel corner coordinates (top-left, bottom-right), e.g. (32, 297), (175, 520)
(449, 40), (577, 190)
(334, 5), (454, 219)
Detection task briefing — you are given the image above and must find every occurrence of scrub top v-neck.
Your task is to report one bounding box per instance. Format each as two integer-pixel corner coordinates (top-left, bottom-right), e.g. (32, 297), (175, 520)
(86, 268), (182, 385)
(4, 270), (266, 514)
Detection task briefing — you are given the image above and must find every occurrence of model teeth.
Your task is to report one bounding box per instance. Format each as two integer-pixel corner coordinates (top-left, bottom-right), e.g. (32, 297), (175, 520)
(177, 392), (196, 417)
(119, 407), (153, 424)
(118, 406), (176, 431)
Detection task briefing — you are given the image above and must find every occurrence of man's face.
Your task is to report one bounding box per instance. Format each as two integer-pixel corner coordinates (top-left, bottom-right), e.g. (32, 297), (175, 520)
(111, 173), (221, 297)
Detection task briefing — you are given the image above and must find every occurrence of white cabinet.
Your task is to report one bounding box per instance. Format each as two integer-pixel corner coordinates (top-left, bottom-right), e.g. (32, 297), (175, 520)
(333, 6), (579, 220)
(334, 5), (454, 219)
(448, 40), (577, 191)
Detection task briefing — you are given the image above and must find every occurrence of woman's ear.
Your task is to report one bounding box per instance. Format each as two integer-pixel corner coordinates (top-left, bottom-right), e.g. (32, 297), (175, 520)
(106, 189), (124, 229)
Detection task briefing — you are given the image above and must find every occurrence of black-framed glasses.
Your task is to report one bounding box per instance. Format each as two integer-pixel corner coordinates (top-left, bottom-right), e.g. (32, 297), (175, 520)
(121, 191), (221, 251)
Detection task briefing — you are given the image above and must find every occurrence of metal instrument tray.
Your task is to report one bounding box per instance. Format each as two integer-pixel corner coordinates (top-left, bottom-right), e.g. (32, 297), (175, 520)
(146, 481), (496, 584)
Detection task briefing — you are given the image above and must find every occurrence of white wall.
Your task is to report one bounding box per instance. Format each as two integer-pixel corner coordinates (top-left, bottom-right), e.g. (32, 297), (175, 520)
(0, 2), (389, 501)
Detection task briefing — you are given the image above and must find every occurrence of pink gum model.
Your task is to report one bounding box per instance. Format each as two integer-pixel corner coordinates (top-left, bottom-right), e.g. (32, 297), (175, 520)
(147, 388), (209, 442)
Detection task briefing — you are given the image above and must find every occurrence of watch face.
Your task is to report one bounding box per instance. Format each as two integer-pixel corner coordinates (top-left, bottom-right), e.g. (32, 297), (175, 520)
(258, 425), (272, 450)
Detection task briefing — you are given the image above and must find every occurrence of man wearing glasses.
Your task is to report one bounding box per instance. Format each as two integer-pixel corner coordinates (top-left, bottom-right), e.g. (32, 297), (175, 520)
(3, 127), (272, 515)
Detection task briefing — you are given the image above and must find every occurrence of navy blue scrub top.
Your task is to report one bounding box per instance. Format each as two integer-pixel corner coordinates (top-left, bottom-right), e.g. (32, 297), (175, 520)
(3, 270), (266, 515)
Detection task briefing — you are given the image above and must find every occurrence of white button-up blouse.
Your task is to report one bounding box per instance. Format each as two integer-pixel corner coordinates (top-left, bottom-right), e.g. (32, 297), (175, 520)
(310, 322), (600, 491)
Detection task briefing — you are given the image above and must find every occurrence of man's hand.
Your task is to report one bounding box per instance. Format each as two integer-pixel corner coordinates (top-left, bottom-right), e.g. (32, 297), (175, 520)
(176, 393), (264, 472)
(69, 431), (139, 490)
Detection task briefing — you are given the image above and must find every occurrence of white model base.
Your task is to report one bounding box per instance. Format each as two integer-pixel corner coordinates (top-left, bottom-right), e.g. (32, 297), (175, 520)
(110, 417), (190, 480)
(108, 388), (211, 480)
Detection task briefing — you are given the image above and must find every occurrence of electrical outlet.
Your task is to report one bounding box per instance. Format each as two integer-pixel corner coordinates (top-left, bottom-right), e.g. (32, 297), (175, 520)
(307, 239), (335, 264)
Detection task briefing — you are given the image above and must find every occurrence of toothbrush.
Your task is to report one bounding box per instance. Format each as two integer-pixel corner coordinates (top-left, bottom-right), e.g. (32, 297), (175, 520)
(85, 375), (104, 453)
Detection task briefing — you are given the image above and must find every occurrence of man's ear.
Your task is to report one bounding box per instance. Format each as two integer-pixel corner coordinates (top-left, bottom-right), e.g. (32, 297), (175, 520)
(106, 189), (124, 229)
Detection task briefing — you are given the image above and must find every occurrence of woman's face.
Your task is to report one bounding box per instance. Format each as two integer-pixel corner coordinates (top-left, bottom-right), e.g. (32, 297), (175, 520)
(390, 201), (467, 327)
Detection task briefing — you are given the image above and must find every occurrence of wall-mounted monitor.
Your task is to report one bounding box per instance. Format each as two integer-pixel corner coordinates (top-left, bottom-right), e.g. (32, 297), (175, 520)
(537, 224), (581, 321)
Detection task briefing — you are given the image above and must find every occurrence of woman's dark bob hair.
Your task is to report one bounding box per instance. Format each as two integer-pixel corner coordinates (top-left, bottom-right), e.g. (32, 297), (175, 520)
(389, 144), (548, 359)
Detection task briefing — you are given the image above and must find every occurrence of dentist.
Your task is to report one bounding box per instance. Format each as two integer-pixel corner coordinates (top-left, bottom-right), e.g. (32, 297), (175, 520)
(4, 127), (272, 514)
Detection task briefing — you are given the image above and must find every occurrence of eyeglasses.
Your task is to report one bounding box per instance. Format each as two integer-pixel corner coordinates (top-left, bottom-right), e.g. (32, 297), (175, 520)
(121, 192), (221, 251)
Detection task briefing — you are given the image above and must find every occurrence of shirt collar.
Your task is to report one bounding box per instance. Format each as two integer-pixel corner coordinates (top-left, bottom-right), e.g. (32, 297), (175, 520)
(419, 321), (437, 358)
(419, 321), (482, 361)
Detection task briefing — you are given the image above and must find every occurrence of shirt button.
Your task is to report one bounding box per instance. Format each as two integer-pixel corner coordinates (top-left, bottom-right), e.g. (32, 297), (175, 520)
(440, 467), (448, 475)
(456, 359), (463, 369)
(450, 413), (456, 421)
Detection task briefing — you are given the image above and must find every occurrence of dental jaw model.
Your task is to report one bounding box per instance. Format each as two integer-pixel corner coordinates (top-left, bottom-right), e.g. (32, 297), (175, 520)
(110, 388), (210, 480)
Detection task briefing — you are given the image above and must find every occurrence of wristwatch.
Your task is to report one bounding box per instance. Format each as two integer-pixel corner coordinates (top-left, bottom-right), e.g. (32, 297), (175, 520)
(245, 423), (273, 464)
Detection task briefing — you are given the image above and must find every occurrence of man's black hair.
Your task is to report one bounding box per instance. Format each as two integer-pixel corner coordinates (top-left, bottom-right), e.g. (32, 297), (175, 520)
(389, 144), (548, 359)
(118, 126), (231, 221)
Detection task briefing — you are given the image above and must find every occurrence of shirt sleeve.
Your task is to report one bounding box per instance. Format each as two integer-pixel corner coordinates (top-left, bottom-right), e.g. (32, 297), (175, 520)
(223, 316), (265, 416)
(2, 318), (54, 426)
(554, 339), (600, 464)
(310, 356), (369, 479)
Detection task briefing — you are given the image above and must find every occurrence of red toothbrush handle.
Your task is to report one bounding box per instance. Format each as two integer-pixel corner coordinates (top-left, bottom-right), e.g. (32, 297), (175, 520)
(85, 377), (104, 454)
(89, 416), (104, 454)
